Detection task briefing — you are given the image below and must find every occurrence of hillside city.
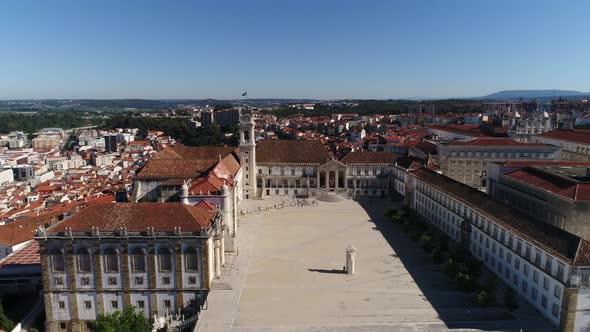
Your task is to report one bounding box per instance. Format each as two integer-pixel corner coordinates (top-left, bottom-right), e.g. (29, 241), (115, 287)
(0, 97), (589, 331)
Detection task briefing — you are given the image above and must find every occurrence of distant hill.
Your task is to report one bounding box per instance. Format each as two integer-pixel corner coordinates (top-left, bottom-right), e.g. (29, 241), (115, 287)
(480, 90), (590, 100)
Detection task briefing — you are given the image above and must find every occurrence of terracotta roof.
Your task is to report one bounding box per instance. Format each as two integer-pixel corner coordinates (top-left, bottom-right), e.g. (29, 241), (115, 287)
(137, 146), (240, 180)
(429, 124), (482, 137)
(255, 140), (329, 165)
(0, 217), (44, 247)
(135, 160), (212, 179)
(448, 137), (549, 146)
(48, 203), (216, 233)
(504, 167), (590, 201)
(537, 130), (590, 145)
(499, 161), (590, 168)
(195, 200), (218, 210)
(189, 174), (224, 194)
(152, 146), (237, 160)
(411, 168), (590, 266)
(413, 141), (438, 155)
(340, 152), (398, 165)
(0, 240), (39, 267)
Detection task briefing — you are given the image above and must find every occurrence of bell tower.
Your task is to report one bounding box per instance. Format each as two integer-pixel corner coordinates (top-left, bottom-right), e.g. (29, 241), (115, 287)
(239, 108), (257, 199)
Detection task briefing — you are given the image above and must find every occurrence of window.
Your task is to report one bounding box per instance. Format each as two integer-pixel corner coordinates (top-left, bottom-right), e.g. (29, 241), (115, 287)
(543, 277), (550, 291)
(525, 245), (531, 260)
(132, 248), (146, 273)
(545, 256), (553, 274)
(531, 287), (538, 300)
(533, 270), (539, 283)
(554, 285), (561, 299)
(188, 276), (197, 285)
(54, 277), (63, 285)
(111, 301), (118, 309)
(522, 281), (528, 293)
(514, 258), (520, 270)
(59, 322), (67, 329)
(513, 274), (519, 286)
(557, 263), (565, 281)
(51, 249), (65, 273)
(135, 276), (144, 285)
(104, 248), (119, 273)
(83, 301), (92, 309)
(524, 264), (529, 277)
(535, 250), (542, 266)
(77, 248), (92, 272)
(507, 253), (512, 264)
(164, 300), (171, 308)
(516, 239), (522, 254)
(541, 295), (547, 308)
(58, 301), (65, 309)
(158, 248), (173, 272)
(162, 277), (170, 285)
(81, 277), (90, 285)
(108, 277), (117, 285)
(185, 248), (198, 272)
(552, 303), (559, 317)
(137, 301), (145, 309)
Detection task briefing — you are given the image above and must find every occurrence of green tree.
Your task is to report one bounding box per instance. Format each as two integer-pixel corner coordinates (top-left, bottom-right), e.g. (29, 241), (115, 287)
(503, 288), (519, 312)
(91, 305), (151, 332)
(0, 299), (15, 332)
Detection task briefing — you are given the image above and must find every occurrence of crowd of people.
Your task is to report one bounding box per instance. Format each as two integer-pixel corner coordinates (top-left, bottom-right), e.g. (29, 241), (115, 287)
(239, 197), (319, 216)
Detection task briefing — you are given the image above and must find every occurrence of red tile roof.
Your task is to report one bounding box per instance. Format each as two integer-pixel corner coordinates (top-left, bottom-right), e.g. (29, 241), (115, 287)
(340, 152), (398, 165)
(189, 174), (224, 194)
(195, 200), (218, 210)
(448, 137), (549, 146)
(255, 140), (329, 165)
(504, 167), (590, 201)
(411, 168), (590, 266)
(537, 130), (590, 145)
(0, 241), (39, 267)
(48, 203), (216, 233)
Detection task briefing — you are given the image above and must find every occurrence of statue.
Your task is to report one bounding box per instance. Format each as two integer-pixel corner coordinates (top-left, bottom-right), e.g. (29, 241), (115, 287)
(346, 244), (357, 275)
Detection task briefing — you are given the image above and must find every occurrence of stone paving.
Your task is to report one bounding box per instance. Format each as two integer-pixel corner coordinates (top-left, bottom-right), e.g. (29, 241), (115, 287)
(195, 198), (554, 332)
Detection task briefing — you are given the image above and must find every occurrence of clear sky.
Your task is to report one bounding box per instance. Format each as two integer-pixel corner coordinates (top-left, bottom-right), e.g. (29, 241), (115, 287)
(1, 0), (589, 100)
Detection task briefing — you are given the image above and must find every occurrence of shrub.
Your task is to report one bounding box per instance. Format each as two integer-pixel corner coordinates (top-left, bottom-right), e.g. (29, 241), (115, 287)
(449, 248), (466, 263)
(455, 272), (477, 292)
(483, 276), (498, 293)
(431, 249), (443, 264)
(465, 259), (482, 277)
(504, 288), (519, 311)
(474, 290), (495, 307)
(444, 259), (460, 279)
(419, 234), (434, 252)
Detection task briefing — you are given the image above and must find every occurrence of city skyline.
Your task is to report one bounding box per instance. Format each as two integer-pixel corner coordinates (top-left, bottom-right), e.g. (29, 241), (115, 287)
(1, 0), (589, 99)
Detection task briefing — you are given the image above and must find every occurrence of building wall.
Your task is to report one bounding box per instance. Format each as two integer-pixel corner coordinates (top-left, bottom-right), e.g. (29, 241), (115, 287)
(410, 176), (570, 327)
(40, 236), (209, 332)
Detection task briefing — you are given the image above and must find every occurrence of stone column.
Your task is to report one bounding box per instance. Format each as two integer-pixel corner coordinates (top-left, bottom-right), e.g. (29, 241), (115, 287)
(148, 243), (158, 317)
(316, 171), (320, 189)
(335, 171), (339, 189)
(324, 171), (329, 188)
(220, 235), (225, 266)
(214, 240), (221, 278)
(175, 242), (184, 310)
(121, 243), (131, 307)
(261, 176), (266, 197)
(93, 243), (105, 315)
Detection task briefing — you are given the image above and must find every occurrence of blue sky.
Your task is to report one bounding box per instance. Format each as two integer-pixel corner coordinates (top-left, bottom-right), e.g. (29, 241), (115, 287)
(1, 0), (589, 100)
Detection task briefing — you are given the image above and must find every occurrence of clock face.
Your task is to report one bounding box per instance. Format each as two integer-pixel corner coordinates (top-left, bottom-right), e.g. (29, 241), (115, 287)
(242, 114), (251, 123)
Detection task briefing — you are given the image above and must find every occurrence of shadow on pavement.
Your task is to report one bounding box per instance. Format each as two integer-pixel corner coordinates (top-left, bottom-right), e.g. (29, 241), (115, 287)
(355, 197), (555, 332)
(308, 268), (346, 274)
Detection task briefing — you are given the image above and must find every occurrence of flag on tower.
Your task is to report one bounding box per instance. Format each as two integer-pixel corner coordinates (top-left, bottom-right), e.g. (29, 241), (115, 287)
(241, 91), (247, 97)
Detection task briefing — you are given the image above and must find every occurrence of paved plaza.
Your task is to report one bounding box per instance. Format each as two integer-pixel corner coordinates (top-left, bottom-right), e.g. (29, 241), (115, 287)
(196, 197), (554, 332)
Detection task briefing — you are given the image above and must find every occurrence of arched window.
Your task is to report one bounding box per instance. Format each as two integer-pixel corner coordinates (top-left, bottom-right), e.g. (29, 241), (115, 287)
(185, 248), (198, 272)
(51, 248), (65, 273)
(244, 130), (250, 142)
(158, 248), (173, 272)
(131, 248), (146, 273)
(104, 248), (119, 273)
(77, 248), (92, 273)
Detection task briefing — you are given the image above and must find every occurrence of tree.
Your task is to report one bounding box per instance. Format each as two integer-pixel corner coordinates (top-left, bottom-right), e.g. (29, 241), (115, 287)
(503, 288), (519, 312)
(91, 305), (151, 332)
(0, 299), (15, 332)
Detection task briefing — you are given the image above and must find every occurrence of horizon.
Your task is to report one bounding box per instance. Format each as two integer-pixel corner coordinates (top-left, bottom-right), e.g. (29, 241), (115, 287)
(1, 1), (590, 99)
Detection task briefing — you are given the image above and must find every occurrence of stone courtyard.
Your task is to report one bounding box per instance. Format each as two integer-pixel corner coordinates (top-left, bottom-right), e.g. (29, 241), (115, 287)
(195, 197), (554, 332)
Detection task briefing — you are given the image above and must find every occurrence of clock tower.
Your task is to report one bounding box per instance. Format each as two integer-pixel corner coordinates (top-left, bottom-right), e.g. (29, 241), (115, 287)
(239, 108), (257, 199)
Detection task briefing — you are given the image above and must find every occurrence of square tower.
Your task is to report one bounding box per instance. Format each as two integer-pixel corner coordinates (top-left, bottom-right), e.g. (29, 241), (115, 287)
(239, 109), (257, 199)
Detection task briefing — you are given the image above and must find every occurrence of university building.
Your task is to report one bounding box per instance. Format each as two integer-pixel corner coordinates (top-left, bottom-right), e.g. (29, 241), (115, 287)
(35, 202), (224, 332)
(488, 161), (590, 240)
(436, 137), (561, 190)
(532, 130), (590, 162)
(401, 167), (590, 330)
